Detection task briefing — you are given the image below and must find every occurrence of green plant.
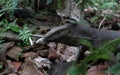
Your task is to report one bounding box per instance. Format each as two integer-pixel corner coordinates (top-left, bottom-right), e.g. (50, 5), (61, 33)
(0, 19), (20, 35)
(107, 52), (120, 75)
(19, 25), (32, 46)
(0, 0), (19, 16)
(57, 0), (62, 9)
(0, 62), (3, 69)
(68, 38), (120, 75)
(0, 19), (32, 46)
(108, 62), (120, 75)
(0, 40), (4, 43)
(75, 0), (119, 27)
(75, 0), (118, 10)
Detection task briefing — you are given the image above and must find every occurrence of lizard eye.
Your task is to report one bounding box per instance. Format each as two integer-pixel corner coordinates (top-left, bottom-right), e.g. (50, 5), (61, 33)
(68, 30), (71, 34)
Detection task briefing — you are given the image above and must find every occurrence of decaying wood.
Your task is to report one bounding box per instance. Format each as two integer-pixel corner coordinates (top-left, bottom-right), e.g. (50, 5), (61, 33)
(36, 22), (120, 47)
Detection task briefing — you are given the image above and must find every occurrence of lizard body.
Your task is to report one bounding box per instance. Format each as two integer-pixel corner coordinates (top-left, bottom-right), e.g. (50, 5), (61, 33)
(36, 23), (120, 47)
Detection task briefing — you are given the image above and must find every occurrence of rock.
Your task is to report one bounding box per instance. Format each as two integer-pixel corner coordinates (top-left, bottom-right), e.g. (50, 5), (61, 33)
(7, 46), (22, 61)
(19, 58), (44, 75)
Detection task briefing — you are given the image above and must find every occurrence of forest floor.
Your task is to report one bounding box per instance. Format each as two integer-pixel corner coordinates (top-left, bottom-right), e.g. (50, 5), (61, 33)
(0, 1), (120, 75)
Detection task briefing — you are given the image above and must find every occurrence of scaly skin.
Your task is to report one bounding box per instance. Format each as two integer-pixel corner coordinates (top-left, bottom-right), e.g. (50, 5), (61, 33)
(36, 23), (120, 47)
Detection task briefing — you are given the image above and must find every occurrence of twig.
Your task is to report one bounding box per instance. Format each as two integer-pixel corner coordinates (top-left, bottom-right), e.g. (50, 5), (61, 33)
(98, 0), (113, 29)
(98, 15), (107, 29)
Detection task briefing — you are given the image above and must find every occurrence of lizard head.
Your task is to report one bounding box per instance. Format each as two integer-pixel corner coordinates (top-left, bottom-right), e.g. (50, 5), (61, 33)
(36, 23), (75, 44)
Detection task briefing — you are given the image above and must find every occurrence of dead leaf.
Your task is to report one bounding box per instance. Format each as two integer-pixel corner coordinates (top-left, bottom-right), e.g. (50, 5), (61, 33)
(48, 42), (57, 61)
(11, 62), (22, 71)
(87, 64), (109, 75)
(39, 28), (47, 34)
(22, 51), (39, 59)
(34, 45), (47, 51)
(33, 56), (51, 69)
(0, 60), (17, 75)
(38, 50), (48, 57)
(57, 43), (79, 62)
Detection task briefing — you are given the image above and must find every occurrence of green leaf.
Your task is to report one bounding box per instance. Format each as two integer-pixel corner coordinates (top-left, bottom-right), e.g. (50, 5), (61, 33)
(8, 20), (20, 33)
(101, 2), (117, 9)
(57, 0), (62, 8)
(107, 63), (120, 75)
(91, 16), (98, 23)
(19, 25), (31, 46)
(11, 0), (19, 8)
(79, 39), (93, 48)
(72, 38), (120, 75)
(10, 25), (20, 33)
(68, 64), (87, 75)
(0, 12), (4, 17)
(116, 53), (120, 60)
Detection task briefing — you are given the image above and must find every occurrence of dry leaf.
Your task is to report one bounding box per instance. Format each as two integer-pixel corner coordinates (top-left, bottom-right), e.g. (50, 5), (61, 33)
(87, 64), (109, 75)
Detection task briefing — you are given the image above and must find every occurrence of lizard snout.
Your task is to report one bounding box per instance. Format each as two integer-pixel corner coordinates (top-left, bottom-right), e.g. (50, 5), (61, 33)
(36, 37), (46, 44)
